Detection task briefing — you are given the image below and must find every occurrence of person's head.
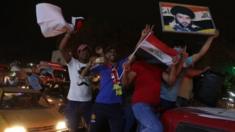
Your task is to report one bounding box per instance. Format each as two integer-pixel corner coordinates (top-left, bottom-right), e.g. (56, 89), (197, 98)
(171, 6), (195, 28)
(173, 40), (187, 52)
(95, 46), (104, 56)
(76, 44), (91, 63)
(104, 45), (118, 64)
(31, 66), (39, 73)
(173, 45), (187, 53)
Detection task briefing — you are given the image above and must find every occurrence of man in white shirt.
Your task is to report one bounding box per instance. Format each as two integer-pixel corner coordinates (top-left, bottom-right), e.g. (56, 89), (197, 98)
(59, 31), (92, 132)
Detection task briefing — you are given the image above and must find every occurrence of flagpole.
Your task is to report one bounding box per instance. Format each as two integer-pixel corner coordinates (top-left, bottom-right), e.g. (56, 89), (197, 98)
(128, 32), (152, 62)
(120, 32), (152, 79)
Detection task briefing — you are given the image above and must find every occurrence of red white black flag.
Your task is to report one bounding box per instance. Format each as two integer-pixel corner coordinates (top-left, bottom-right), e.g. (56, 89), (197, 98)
(137, 33), (178, 66)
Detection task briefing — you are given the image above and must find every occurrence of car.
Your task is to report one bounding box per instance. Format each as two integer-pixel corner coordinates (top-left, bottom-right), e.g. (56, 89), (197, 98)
(42, 86), (66, 112)
(162, 107), (235, 132)
(0, 87), (68, 132)
(37, 61), (69, 97)
(38, 61), (69, 84)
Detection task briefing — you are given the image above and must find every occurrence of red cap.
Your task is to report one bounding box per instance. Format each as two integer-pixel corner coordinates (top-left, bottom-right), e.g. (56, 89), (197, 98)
(77, 44), (89, 52)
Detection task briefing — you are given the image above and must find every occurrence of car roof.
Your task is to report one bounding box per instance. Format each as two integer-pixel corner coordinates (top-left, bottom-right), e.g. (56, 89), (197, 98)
(38, 61), (66, 71)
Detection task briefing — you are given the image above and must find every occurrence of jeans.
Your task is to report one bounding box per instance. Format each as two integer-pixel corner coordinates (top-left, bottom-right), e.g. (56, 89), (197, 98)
(64, 100), (92, 132)
(132, 103), (163, 132)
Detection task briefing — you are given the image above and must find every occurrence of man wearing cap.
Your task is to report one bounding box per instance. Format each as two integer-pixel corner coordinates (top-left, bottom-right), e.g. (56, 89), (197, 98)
(168, 6), (201, 32)
(59, 31), (92, 132)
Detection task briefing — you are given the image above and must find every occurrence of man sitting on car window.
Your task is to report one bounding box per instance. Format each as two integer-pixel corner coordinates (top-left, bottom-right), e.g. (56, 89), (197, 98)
(26, 66), (43, 91)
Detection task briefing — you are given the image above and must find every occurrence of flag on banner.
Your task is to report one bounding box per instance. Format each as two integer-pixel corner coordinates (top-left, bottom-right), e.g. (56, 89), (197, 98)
(137, 33), (178, 66)
(36, 3), (72, 37)
(159, 2), (216, 35)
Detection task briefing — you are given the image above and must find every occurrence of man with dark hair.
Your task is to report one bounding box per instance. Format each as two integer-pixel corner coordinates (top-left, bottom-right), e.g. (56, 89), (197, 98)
(160, 30), (219, 110)
(83, 44), (126, 132)
(169, 6), (200, 32)
(26, 66), (42, 91)
(122, 25), (179, 132)
(59, 31), (92, 132)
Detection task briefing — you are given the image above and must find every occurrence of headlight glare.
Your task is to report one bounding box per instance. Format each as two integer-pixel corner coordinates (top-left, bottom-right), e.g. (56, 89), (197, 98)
(56, 121), (67, 130)
(4, 126), (26, 132)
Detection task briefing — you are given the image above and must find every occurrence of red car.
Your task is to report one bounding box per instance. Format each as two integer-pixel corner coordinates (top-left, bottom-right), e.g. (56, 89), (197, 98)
(38, 61), (69, 85)
(162, 107), (235, 132)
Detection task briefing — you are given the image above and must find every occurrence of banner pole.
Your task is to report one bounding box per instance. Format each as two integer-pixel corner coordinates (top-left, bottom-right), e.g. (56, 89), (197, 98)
(120, 32), (152, 78)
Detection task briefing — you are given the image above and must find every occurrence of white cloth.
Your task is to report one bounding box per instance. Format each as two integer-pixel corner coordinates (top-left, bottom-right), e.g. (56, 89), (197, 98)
(36, 3), (72, 37)
(67, 57), (92, 101)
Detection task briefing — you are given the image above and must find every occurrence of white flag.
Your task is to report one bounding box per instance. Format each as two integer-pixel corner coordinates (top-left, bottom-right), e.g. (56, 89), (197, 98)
(36, 3), (72, 37)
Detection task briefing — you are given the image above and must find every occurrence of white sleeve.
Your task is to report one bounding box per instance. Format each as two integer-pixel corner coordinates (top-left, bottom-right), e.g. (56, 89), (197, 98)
(67, 57), (76, 66)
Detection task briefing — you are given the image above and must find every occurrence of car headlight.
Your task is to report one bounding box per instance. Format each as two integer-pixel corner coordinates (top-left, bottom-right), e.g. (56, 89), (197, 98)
(56, 121), (67, 130)
(4, 126), (26, 132)
(47, 98), (54, 103)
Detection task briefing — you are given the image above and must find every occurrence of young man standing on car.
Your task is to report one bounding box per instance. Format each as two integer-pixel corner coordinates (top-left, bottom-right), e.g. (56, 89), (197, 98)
(82, 44), (127, 132)
(160, 30), (219, 110)
(59, 30), (92, 132)
(122, 25), (179, 132)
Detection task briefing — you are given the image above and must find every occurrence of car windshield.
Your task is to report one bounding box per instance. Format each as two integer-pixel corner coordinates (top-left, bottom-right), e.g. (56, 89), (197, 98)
(53, 70), (69, 81)
(0, 88), (49, 109)
(40, 69), (53, 77)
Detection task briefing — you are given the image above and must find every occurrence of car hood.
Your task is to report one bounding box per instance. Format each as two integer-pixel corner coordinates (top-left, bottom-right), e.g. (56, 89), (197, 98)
(0, 107), (64, 128)
(186, 107), (235, 121)
(161, 107), (235, 132)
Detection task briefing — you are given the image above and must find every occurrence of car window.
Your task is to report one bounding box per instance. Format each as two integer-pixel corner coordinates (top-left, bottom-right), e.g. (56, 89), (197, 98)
(40, 68), (53, 77)
(53, 70), (69, 81)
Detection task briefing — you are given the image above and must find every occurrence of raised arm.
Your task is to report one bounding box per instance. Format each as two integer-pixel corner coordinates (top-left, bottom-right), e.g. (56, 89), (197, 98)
(122, 25), (154, 86)
(59, 31), (77, 63)
(191, 30), (219, 63)
(162, 51), (186, 86)
(121, 62), (136, 86)
(128, 24), (154, 62)
(162, 64), (178, 86)
(186, 66), (210, 78)
(79, 56), (97, 78)
(134, 24), (155, 49)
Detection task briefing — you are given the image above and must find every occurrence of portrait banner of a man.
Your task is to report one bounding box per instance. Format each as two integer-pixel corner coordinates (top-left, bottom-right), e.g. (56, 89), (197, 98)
(159, 2), (216, 35)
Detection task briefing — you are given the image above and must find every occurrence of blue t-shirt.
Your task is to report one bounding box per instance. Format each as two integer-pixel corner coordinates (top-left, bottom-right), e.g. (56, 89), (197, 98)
(160, 56), (193, 102)
(91, 59), (126, 104)
(27, 74), (42, 90)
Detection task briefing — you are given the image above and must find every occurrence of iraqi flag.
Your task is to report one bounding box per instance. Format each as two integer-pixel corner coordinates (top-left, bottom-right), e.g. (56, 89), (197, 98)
(136, 33), (178, 66)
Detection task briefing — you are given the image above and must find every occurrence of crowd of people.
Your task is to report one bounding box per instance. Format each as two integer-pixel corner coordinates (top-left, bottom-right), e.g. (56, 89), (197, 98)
(58, 22), (219, 132)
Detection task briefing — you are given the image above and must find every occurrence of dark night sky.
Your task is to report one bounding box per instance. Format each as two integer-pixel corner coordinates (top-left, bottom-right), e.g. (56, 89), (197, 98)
(1, 0), (235, 68)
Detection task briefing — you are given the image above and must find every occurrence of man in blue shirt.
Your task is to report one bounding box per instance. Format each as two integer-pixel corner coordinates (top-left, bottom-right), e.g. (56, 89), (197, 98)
(85, 45), (126, 132)
(27, 66), (42, 91)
